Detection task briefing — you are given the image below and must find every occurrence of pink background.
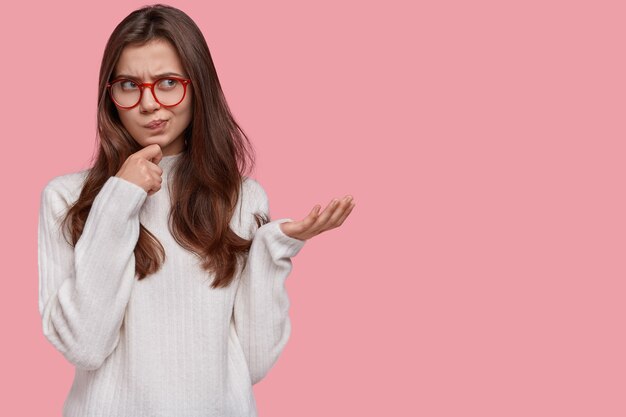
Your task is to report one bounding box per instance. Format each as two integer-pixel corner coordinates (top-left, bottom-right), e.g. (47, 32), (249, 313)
(1, 0), (625, 415)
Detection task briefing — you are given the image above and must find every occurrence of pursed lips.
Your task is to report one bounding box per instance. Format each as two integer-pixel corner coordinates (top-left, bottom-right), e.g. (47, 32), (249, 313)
(144, 119), (167, 128)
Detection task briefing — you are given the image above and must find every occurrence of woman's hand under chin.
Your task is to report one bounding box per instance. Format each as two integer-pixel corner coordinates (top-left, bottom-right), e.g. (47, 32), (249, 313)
(279, 195), (355, 241)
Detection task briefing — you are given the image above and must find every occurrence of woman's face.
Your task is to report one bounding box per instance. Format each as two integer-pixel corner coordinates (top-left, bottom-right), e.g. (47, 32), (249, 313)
(112, 39), (193, 156)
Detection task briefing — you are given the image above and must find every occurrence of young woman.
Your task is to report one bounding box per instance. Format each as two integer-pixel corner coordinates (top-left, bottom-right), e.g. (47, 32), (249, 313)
(37, 4), (354, 416)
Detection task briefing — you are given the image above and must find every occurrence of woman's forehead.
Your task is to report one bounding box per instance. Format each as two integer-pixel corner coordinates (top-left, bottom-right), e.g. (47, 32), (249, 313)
(115, 40), (185, 78)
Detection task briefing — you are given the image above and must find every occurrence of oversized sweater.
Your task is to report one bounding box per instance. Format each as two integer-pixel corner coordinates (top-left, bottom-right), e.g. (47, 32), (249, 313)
(37, 151), (306, 417)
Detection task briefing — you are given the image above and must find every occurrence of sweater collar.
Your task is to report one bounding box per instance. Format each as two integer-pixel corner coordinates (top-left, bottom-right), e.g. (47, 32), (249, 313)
(158, 151), (184, 172)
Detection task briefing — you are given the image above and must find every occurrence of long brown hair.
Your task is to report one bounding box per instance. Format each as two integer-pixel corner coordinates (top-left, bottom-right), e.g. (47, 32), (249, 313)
(61, 4), (269, 289)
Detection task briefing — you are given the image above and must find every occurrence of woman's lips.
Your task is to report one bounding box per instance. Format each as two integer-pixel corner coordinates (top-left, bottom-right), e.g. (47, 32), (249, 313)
(145, 120), (167, 130)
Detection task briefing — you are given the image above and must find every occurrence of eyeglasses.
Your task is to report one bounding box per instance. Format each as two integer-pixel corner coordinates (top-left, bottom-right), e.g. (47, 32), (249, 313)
(106, 76), (192, 109)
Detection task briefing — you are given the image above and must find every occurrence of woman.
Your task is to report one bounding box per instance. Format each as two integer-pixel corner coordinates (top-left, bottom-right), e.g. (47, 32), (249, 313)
(37, 4), (354, 416)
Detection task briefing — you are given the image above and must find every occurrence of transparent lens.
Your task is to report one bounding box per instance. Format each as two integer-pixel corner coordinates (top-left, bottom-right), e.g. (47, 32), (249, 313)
(110, 78), (185, 107)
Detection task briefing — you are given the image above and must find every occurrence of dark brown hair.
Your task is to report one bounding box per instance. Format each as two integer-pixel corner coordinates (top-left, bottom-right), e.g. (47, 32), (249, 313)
(61, 4), (269, 288)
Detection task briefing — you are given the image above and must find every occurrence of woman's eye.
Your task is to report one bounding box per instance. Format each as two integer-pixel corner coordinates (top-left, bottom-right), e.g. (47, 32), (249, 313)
(121, 80), (137, 89)
(158, 78), (178, 89)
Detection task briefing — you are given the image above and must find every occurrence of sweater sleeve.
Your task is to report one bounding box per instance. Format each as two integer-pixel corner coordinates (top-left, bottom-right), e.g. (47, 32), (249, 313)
(38, 175), (147, 371)
(232, 182), (306, 385)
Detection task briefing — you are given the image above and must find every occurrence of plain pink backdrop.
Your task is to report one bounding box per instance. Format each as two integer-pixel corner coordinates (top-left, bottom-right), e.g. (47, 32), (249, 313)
(2, 0), (625, 415)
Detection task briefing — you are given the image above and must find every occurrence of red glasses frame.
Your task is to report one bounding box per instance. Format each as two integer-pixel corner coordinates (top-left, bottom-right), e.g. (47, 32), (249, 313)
(106, 76), (192, 109)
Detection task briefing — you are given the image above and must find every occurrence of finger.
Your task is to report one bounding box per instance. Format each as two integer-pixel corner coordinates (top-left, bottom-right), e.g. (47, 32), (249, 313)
(151, 162), (164, 177)
(326, 197), (353, 228)
(309, 198), (341, 233)
(292, 205), (322, 233)
(336, 201), (355, 226)
(308, 205), (321, 219)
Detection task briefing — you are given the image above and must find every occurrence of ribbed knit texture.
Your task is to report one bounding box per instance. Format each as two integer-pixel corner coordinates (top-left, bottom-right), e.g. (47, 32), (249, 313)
(37, 152), (306, 417)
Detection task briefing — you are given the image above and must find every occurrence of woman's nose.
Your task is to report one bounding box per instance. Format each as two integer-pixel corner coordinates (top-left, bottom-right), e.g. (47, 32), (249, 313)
(139, 86), (160, 111)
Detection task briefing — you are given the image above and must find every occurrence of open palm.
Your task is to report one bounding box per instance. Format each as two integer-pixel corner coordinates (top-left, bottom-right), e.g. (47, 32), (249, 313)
(279, 195), (355, 241)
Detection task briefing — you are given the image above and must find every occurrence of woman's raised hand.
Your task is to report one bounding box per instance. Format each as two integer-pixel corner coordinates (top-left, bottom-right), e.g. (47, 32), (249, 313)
(115, 144), (164, 196)
(279, 195), (355, 241)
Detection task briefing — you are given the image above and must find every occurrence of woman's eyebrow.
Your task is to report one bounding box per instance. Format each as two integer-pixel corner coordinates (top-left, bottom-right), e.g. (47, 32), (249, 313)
(115, 71), (185, 79)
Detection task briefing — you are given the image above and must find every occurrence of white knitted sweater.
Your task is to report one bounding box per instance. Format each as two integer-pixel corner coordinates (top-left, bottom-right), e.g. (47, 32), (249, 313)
(37, 152), (305, 417)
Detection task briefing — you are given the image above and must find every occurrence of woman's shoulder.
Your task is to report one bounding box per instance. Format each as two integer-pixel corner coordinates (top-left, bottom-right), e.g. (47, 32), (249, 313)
(241, 176), (267, 198)
(240, 176), (269, 210)
(41, 169), (90, 207)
